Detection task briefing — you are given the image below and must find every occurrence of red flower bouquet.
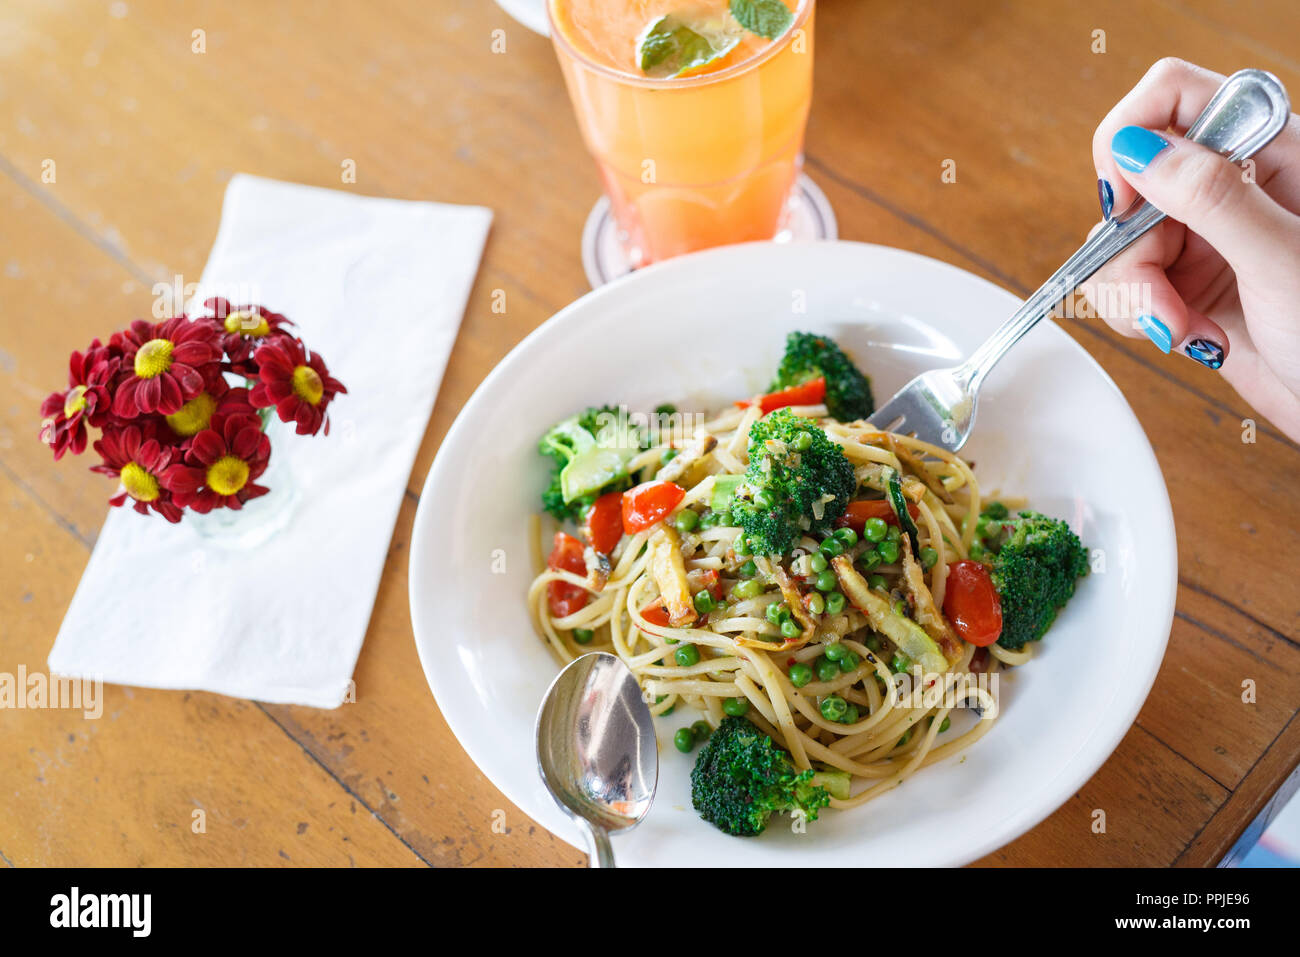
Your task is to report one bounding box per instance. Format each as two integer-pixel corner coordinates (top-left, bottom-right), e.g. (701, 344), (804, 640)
(40, 298), (346, 524)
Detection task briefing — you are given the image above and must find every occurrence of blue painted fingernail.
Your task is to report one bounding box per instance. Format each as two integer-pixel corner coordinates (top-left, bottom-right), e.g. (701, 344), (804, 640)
(1097, 178), (1114, 219)
(1112, 126), (1171, 173)
(1136, 315), (1172, 353)
(1184, 338), (1224, 370)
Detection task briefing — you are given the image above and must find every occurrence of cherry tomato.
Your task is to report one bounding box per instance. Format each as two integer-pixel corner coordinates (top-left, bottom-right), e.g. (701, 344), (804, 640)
(546, 532), (588, 618)
(835, 498), (920, 530)
(943, 560), (1002, 647)
(584, 491), (624, 555)
(622, 480), (686, 535)
(735, 376), (827, 414)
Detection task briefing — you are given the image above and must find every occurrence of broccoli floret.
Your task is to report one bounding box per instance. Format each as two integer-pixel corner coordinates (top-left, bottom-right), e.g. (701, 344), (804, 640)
(984, 510), (1089, 650)
(730, 409), (855, 556)
(691, 717), (832, 836)
(771, 332), (874, 420)
(537, 405), (634, 523)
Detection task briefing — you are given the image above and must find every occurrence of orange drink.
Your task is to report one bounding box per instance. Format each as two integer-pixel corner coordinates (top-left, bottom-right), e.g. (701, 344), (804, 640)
(548, 0), (815, 268)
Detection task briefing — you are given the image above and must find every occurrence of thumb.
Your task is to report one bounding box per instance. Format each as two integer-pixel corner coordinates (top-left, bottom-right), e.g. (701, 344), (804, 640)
(1109, 125), (1289, 278)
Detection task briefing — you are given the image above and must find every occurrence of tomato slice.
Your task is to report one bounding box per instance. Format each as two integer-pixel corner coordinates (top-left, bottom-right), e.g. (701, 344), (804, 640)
(584, 491), (624, 555)
(942, 559), (1002, 647)
(639, 603), (673, 627)
(835, 498), (921, 530)
(735, 376), (827, 414)
(546, 532), (589, 618)
(622, 480), (686, 535)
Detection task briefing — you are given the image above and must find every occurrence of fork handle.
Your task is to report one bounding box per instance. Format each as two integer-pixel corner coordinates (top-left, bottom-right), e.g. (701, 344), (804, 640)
(959, 69), (1291, 392)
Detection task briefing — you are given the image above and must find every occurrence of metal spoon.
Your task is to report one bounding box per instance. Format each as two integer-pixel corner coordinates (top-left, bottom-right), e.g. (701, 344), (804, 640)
(868, 68), (1292, 452)
(535, 652), (658, 867)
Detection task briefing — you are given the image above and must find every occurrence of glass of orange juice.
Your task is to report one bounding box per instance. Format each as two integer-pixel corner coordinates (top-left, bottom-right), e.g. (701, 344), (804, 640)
(547, 0), (832, 285)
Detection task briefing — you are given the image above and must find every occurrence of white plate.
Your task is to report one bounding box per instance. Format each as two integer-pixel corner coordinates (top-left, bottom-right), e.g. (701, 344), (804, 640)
(494, 0), (549, 36)
(409, 241), (1176, 867)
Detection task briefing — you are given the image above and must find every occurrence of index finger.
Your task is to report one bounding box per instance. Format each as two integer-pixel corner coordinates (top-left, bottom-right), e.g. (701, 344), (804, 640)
(1091, 59), (1286, 213)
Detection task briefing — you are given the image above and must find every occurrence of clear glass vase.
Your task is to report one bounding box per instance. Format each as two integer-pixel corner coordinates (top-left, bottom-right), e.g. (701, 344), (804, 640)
(187, 416), (301, 549)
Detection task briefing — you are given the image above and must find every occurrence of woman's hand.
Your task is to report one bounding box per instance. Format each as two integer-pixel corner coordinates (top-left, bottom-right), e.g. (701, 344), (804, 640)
(1084, 58), (1300, 442)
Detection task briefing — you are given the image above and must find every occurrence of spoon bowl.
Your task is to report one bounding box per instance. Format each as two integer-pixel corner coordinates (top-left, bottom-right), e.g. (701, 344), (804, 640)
(535, 652), (658, 867)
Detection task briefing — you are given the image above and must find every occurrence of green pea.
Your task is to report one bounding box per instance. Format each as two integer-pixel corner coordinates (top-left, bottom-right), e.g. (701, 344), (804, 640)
(674, 509), (699, 533)
(780, 619), (801, 639)
(858, 546), (881, 572)
(815, 570), (838, 592)
(805, 592), (825, 615)
(675, 644), (700, 667)
(691, 720), (712, 741)
(868, 574), (887, 591)
(815, 656), (840, 682)
(865, 634), (882, 652)
(673, 728), (695, 753)
(715, 510), (734, 527)
(766, 602), (786, 624)
(734, 535), (751, 556)
(732, 579), (763, 600)
(722, 697), (749, 717)
(754, 489), (775, 510)
(819, 537), (845, 557)
(788, 663), (813, 688)
(825, 591), (846, 616)
(698, 510), (718, 529)
(809, 551), (829, 573)
(887, 525), (902, 542)
(791, 430), (813, 452)
(920, 546), (938, 570)
(862, 517), (888, 542)
(877, 539), (900, 564)
(842, 703), (860, 725)
(820, 696), (848, 722)
(693, 590), (716, 615)
(838, 650), (859, 672)
(823, 642), (846, 662)
(573, 628), (594, 645)
(738, 559), (758, 578)
(834, 527), (858, 547)
(890, 652), (911, 674)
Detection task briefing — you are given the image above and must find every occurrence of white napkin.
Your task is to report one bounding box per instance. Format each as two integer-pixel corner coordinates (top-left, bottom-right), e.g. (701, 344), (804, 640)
(47, 174), (491, 707)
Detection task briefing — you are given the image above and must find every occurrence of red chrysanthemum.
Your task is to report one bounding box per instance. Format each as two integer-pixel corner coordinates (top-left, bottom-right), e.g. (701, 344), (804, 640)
(203, 297), (295, 377)
(90, 421), (184, 523)
(159, 373), (258, 449)
(162, 411), (271, 513)
(249, 337), (346, 436)
(110, 316), (222, 418)
(39, 341), (121, 460)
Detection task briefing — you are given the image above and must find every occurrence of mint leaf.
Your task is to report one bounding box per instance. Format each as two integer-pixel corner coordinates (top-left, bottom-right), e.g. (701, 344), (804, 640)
(729, 0), (794, 40)
(637, 14), (740, 77)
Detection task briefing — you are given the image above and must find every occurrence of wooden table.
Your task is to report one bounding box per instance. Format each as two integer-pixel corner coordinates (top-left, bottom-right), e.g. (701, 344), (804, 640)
(2, 0), (1297, 868)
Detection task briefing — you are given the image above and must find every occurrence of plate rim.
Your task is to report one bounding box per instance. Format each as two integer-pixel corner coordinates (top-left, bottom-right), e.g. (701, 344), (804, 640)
(408, 239), (1177, 866)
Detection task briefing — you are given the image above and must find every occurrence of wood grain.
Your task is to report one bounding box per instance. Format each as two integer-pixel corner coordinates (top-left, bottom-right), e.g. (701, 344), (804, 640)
(1, 0), (1296, 867)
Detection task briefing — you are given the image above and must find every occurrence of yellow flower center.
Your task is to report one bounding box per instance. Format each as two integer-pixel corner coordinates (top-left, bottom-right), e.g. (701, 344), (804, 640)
(223, 310), (271, 338)
(206, 455), (250, 496)
(120, 462), (160, 502)
(134, 338), (174, 379)
(291, 365), (324, 405)
(63, 384), (88, 418)
(165, 391), (217, 437)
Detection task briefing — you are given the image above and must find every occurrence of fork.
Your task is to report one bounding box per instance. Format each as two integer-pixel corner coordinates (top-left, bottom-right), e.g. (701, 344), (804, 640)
(867, 68), (1291, 452)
